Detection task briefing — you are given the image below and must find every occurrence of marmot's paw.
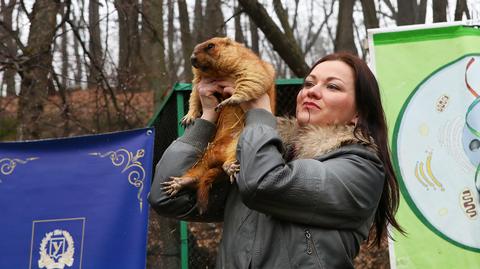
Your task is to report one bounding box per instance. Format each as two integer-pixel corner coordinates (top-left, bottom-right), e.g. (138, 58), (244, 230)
(161, 176), (197, 196)
(181, 112), (200, 127)
(215, 96), (244, 111)
(222, 161), (240, 183)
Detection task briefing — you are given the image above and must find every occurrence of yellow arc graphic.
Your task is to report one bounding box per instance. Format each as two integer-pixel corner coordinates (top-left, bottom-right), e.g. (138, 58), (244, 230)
(425, 152), (445, 191)
(414, 161), (429, 189)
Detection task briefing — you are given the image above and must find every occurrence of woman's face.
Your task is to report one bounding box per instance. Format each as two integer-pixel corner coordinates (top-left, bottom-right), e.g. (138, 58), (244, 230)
(296, 60), (357, 126)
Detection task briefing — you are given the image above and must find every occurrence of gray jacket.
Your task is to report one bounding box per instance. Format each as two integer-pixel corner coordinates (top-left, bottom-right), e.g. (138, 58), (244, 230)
(148, 109), (385, 269)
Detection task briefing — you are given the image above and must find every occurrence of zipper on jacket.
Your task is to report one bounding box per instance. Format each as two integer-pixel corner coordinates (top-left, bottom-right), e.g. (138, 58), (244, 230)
(304, 228), (323, 268)
(304, 229), (313, 255)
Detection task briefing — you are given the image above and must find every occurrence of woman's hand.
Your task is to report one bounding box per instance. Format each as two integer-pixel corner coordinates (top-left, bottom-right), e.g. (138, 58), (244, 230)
(197, 79), (234, 122)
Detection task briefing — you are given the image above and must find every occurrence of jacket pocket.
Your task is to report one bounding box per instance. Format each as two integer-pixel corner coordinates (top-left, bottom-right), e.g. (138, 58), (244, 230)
(304, 228), (323, 268)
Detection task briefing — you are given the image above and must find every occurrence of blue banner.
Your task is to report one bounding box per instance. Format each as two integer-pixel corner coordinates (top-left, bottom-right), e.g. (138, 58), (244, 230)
(0, 128), (155, 269)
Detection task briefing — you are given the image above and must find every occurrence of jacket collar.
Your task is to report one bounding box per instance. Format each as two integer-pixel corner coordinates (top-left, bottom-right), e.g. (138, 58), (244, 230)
(276, 117), (376, 160)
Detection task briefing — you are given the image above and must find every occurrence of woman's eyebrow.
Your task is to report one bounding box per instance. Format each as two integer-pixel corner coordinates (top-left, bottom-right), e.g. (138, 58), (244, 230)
(325, 76), (344, 83)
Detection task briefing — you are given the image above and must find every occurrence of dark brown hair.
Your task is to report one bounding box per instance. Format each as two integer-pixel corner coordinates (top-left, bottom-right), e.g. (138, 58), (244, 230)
(310, 52), (404, 246)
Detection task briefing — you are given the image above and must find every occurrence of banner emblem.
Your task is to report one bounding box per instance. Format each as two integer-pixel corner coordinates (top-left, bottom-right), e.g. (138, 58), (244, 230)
(38, 229), (74, 269)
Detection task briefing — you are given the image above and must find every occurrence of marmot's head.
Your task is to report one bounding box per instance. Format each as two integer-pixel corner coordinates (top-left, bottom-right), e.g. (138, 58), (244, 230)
(191, 37), (240, 75)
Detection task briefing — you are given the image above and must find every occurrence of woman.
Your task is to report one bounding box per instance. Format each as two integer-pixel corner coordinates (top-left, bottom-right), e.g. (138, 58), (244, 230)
(149, 52), (403, 268)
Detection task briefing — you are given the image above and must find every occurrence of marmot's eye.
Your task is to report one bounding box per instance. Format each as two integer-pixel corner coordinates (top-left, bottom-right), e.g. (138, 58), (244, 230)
(206, 43), (215, 50)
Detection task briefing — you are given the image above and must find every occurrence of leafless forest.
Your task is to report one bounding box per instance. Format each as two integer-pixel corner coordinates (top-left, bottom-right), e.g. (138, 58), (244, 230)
(0, 0), (478, 268)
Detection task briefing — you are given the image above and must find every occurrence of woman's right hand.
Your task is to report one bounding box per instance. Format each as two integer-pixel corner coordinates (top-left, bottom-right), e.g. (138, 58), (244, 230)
(197, 79), (234, 122)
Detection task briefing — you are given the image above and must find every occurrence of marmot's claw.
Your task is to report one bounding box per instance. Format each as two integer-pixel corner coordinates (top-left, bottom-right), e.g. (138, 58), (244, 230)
(181, 114), (196, 127)
(216, 96), (243, 111)
(223, 161), (240, 183)
(214, 103), (223, 112)
(162, 176), (197, 196)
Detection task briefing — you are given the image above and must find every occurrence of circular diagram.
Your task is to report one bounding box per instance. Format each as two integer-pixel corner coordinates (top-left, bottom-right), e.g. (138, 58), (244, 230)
(394, 54), (480, 251)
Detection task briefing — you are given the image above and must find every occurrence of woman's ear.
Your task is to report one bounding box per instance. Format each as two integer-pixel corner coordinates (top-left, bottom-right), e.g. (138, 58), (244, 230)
(351, 114), (359, 126)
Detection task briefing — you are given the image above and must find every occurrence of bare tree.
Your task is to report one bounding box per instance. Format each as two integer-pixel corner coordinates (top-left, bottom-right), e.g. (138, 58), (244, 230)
(383, 0), (427, 25)
(334, 0), (357, 54)
(193, 0), (205, 43)
(71, 10), (84, 88)
(302, 0), (333, 59)
(396, 0), (416, 25)
(177, 0), (194, 81)
(455, 0), (471, 20)
(140, 0), (169, 106)
(60, 4), (69, 88)
(114, 0), (141, 90)
(249, 18), (259, 54)
(234, 1), (245, 44)
(204, 0), (225, 38)
(17, 0), (61, 139)
(416, 0), (428, 24)
(238, 0), (309, 77)
(0, 0), (17, 96)
(360, 0), (379, 30)
(88, 0), (102, 87)
(167, 0), (177, 83)
(433, 0), (448, 22)
(273, 0), (295, 42)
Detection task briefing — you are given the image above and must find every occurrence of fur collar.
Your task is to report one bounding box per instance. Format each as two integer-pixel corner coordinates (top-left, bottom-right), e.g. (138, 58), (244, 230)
(276, 117), (377, 160)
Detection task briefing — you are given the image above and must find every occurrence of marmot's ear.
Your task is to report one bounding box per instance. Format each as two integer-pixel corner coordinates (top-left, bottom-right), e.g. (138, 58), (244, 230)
(223, 37), (232, 45)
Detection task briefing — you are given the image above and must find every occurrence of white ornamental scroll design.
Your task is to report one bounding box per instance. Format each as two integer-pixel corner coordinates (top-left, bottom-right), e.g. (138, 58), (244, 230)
(89, 148), (146, 212)
(0, 157), (39, 183)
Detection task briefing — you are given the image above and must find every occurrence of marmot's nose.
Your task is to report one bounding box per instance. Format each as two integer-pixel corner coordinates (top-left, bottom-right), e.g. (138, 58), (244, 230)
(191, 56), (199, 68)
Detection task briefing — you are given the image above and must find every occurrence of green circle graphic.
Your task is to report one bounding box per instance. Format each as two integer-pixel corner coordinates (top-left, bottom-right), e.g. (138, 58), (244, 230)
(392, 53), (480, 252)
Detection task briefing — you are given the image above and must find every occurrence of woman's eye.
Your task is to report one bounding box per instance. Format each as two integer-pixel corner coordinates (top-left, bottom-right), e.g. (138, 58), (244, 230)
(327, 83), (339, 90)
(303, 81), (314, 88)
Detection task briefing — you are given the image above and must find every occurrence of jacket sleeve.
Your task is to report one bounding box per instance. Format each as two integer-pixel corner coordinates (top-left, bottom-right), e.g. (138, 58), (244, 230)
(148, 119), (230, 222)
(236, 109), (385, 229)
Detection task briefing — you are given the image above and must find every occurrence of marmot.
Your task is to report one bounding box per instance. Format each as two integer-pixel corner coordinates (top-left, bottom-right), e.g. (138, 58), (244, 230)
(162, 37), (276, 213)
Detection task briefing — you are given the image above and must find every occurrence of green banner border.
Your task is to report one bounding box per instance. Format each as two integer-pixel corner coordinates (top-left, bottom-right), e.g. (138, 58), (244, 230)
(392, 52), (480, 253)
(374, 25), (480, 45)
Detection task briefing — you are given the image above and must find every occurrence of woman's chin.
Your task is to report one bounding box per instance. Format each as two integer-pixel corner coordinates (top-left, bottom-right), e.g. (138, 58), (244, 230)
(296, 112), (312, 126)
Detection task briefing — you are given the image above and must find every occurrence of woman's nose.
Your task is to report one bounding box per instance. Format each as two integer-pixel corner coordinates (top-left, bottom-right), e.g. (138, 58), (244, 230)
(305, 85), (321, 98)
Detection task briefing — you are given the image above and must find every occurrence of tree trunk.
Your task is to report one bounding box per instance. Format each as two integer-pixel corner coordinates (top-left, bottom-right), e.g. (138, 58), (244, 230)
(334, 0), (357, 55)
(415, 0), (428, 24)
(238, 0), (309, 77)
(397, 0), (416, 25)
(17, 0), (60, 140)
(114, 0), (141, 89)
(167, 0), (177, 82)
(204, 0), (225, 38)
(193, 0), (205, 44)
(61, 15), (68, 88)
(88, 0), (102, 87)
(234, 1), (245, 44)
(177, 0), (194, 82)
(272, 0), (295, 42)
(71, 11), (83, 88)
(249, 18), (259, 54)
(433, 0), (448, 23)
(141, 0), (169, 107)
(1, 0), (17, 96)
(454, 0), (470, 20)
(360, 0), (379, 31)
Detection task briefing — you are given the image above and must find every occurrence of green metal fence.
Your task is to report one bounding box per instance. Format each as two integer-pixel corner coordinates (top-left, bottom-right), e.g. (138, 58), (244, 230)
(148, 79), (304, 268)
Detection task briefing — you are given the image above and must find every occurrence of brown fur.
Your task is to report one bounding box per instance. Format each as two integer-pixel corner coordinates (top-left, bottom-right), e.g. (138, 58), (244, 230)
(276, 117), (377, 159)
(172, 37), (276, 213)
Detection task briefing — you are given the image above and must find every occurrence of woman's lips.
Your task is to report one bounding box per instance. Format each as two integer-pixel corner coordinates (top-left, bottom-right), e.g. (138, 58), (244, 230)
(303, 102), (320, 109)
